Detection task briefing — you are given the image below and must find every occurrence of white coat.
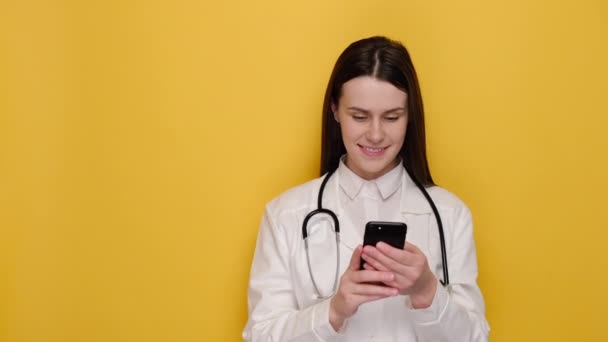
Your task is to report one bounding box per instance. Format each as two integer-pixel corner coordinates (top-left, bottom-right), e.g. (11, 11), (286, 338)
(243, 164), (490, 341)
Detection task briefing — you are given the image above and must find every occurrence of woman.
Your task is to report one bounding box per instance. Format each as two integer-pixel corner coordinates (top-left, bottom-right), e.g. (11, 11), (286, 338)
(243, 36), (489, 341)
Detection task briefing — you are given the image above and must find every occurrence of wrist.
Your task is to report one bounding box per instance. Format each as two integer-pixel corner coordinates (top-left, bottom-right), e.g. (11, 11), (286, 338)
(329, 298), (346, 331)
(409, 274), (438, 309)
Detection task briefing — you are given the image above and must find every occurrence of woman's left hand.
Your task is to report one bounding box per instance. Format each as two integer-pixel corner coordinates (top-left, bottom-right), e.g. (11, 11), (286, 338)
(361, 241), (438, 308)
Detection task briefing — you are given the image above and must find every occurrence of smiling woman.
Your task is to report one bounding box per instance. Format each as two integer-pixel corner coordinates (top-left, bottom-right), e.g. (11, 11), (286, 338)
(243, 36), (489, 341)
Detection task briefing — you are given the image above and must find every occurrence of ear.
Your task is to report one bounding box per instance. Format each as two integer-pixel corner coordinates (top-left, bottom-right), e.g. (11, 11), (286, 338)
(331, 103), (339, 122)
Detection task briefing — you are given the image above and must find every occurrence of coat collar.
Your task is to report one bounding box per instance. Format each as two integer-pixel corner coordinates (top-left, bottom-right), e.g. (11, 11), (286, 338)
(321, 164), (433, 250)
(323, 164), (433, 217)
(337, 158), (403, 201)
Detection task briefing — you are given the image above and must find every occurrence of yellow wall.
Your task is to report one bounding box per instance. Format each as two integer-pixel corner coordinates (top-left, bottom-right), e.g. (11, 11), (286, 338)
(1, 0), (607, 341)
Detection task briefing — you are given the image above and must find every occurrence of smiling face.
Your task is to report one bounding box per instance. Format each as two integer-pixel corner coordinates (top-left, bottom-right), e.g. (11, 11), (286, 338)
(333, 76), (408, 180)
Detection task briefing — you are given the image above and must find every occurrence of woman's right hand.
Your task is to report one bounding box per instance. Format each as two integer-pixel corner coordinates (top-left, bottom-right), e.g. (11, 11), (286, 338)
(329, 245), (400, 331)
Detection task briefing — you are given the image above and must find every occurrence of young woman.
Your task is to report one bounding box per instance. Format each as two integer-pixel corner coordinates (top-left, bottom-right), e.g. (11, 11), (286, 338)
(243, 36), (489, 341)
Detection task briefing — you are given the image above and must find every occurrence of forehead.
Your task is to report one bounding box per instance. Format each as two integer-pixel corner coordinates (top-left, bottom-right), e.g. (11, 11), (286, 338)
(339, 76), (407, 110)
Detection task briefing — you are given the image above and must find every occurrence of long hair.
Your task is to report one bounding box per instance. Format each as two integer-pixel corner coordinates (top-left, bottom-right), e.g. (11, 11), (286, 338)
(320, 36), (435, 186)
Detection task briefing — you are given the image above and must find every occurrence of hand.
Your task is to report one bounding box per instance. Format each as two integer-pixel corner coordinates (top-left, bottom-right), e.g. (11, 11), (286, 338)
(361, 242), (438, 308)
(329, 245), (398, 331)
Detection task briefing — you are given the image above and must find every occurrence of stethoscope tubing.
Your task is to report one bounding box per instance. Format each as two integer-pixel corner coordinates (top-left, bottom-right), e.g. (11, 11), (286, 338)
(302, 168), (340, 298)
(404, 166), (449, 286)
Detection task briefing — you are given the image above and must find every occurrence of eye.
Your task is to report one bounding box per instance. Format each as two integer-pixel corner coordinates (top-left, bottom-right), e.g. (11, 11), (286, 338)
(385, 116), (399, 122)
(352, 114), (367, 121)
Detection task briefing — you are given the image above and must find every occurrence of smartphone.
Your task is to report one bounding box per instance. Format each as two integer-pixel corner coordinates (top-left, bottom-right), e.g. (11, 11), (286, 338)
(360, 221), (407, 270)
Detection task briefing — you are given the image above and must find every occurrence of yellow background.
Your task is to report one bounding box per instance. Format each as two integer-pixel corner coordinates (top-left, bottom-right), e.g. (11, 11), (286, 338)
(1, 0), (607, 341)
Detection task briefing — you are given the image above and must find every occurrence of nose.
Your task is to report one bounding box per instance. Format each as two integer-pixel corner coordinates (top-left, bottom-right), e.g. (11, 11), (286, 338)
(366, 118), (384, 144)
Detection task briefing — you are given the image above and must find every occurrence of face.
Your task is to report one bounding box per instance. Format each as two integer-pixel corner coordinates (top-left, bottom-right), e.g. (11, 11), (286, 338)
(333, 76), (408, 180)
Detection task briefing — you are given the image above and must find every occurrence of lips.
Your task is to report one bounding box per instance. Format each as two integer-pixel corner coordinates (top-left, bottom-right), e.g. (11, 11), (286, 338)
(358, 144), (388, 157)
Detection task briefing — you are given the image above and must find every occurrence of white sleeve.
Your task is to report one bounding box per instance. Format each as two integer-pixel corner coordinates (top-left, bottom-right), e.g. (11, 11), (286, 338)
(405, 206), (490, 341)
(242, 207), (341, 342)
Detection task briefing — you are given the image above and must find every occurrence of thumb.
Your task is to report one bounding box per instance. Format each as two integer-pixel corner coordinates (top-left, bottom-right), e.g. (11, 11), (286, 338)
(349, 245), (363, 271)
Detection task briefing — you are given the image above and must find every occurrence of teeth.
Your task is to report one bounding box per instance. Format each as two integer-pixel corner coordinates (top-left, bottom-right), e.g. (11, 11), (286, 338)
(364, 147), (383, 152)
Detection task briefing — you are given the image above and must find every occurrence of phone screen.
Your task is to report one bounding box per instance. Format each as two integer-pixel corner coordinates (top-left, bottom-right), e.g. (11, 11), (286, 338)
(360, 221), (407, 270)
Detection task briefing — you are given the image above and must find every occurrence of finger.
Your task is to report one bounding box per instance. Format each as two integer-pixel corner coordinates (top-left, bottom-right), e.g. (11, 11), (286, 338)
(351, 283), (399, 297)
(363, 294), (394, 302)
(363, 245), (406, 272)
(362, 262), (378, 271)
(377, 241), (417, 264)
(403, 241), (423, 254)
(348, 245), (363, 271)
(362, 257), (412, 288)
(368, 243), (410, 273)
(350, 269), (395, 284)
(362, 262), (393, 285)
(361, 251), (390, 272)
(353, 294), (396, 307)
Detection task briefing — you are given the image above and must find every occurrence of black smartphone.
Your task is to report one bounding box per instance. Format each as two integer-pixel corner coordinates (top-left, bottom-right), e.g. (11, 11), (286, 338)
(360, 221), (407, 270)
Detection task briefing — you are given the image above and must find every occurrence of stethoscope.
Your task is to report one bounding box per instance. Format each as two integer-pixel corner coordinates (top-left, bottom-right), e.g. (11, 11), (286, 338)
(302, 166), (449, 299)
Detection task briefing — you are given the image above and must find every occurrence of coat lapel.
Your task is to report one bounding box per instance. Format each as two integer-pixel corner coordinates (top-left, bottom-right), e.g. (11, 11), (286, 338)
(398, 172), (444, 274)
(320, 171), (363, 251)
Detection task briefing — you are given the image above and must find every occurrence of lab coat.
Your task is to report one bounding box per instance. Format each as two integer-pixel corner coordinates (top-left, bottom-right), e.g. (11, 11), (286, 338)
(243, 168), (490, 341)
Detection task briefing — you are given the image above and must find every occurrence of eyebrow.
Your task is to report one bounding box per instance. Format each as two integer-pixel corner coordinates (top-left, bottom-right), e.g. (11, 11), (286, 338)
(346, 106), (407, 114)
